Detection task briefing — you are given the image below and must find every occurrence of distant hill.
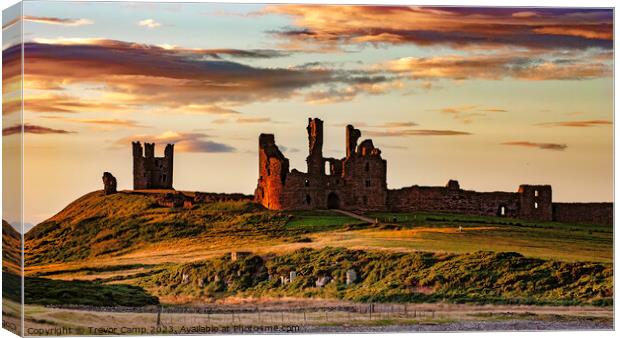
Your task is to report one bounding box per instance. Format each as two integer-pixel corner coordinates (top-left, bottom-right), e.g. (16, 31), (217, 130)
(25, 190), (289, 266)
(2, 220), (21, 273)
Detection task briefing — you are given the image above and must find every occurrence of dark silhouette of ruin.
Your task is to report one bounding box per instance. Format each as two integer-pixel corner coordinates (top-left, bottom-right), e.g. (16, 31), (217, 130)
(102, 172), (117, 195)
(254, 118), (609, 223)
(132, 141), (174, 190)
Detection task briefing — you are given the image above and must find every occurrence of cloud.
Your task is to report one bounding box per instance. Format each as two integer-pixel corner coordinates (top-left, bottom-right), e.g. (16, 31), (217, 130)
(23, 93), (136, 114)
(138, 19), (161, 28)
(211, 117), (279, 124)
(236, 117), (271, 123)
(536, 120), (612, 127)
(385, 53), (611, 81)
(15, 40), (352, 114)
(502, 141), (567, 151)
(304, 79), (405, 104)
(333, 121), (418, 128)
(3, 124), (74, 136)
(23, 16), (93, 26)
(379, 122), (419, 128)
(12, 39), (407, 114)
(176, 105), (242, 115)
(365, 129), (471, 137)
(115, 131), (235, 153)
(435, 105), (506, 124)
(31, 38), (291, 59)
(42, 116), (148, 129)
(265, 6), (612, 51)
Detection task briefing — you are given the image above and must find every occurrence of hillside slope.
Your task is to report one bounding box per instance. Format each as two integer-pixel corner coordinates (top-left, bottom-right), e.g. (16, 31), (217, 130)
(25, 191), (289, 266)
(136, 248), (612, 306)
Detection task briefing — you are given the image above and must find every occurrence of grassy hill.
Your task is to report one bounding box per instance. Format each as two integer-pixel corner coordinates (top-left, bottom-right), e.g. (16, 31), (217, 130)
(25, 191), (295, 265)
(19, 190), (614, 307)
(25, 190), (612, 270)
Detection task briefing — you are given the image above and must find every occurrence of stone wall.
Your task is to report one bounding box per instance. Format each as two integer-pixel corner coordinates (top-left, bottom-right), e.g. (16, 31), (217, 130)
(387, 184), (521, 217)
(552, 203), (613, 226)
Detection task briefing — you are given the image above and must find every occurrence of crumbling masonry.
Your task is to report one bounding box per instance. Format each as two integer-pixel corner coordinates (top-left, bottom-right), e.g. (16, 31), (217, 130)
(132, 141), (174, 190)
(254, 118), (612, 224)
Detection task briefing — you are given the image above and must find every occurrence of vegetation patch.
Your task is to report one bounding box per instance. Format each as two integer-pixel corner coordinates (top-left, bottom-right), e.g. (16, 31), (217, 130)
(2, 272), (159, 306)
(135, 248), (612, 306)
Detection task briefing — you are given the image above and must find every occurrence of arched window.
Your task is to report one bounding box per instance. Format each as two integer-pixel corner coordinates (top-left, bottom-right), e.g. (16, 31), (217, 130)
(304, 179), (310, 187)
(365, 162), (370, 172)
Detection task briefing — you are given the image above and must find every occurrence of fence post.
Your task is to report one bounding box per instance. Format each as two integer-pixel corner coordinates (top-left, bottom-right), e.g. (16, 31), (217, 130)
(156, 305), (161, 328)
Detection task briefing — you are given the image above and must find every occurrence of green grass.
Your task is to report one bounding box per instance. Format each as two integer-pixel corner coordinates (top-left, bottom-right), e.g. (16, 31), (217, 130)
(135, 248), (612, 307)
(364, 211), (612, 263)
(285, 210), (364, 232)
(367, 211), (612, 232)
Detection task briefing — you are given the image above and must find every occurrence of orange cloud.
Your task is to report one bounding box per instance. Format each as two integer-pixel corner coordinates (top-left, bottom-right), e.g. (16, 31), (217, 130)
(13, 40), (389, 113)
(435, 105), (506, 124)
(502, 141), (567, 151)
(265, 6), (612, 51)
(42, 116), (148, 129)
(3, 124), (74, 136)
(536, 120), (612, 127)
(386, 54), (611, 81)
(365, 129), (471, 137)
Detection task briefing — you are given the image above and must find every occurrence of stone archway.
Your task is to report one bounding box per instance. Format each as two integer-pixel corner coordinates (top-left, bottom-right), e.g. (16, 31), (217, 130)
(327, 192), (340, 209)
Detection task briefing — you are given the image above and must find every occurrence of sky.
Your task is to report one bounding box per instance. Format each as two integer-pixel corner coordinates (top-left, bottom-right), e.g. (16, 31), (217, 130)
(1, 2), (614, 227)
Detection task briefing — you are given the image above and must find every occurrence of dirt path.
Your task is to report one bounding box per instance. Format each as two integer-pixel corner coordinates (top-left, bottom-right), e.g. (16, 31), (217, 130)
(333, 209), (376, 223)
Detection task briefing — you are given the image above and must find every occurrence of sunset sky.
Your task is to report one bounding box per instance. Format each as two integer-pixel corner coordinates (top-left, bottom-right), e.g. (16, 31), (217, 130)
(2, 2), (613, 227)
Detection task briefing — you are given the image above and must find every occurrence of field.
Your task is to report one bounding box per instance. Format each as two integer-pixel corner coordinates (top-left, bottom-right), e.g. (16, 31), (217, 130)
(11, 191), (615, 333)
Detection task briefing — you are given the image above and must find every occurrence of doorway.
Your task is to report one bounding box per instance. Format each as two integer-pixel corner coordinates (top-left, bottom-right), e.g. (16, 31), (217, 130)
(327, 192), (340, 209)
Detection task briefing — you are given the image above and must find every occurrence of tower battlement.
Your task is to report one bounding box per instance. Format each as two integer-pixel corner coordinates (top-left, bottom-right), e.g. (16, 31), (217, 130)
(132, 141), (174, 190)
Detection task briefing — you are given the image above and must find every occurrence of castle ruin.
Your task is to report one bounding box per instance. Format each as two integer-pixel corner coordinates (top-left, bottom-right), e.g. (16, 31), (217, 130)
(132, 141), (174, 190)
(254, 118), (555, 221)
(255, 118), (388, 211)
(121, 121), (611, 226)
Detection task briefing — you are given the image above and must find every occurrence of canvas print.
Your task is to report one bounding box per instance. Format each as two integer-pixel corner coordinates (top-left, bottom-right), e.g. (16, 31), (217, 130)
(2, 2), (614, 335)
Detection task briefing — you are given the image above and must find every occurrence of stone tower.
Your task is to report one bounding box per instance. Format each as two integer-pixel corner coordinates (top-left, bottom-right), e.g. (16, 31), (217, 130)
(132, 141), (174, 190)
(518, 185), (552, 221)
(306, 118), (324, 176)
